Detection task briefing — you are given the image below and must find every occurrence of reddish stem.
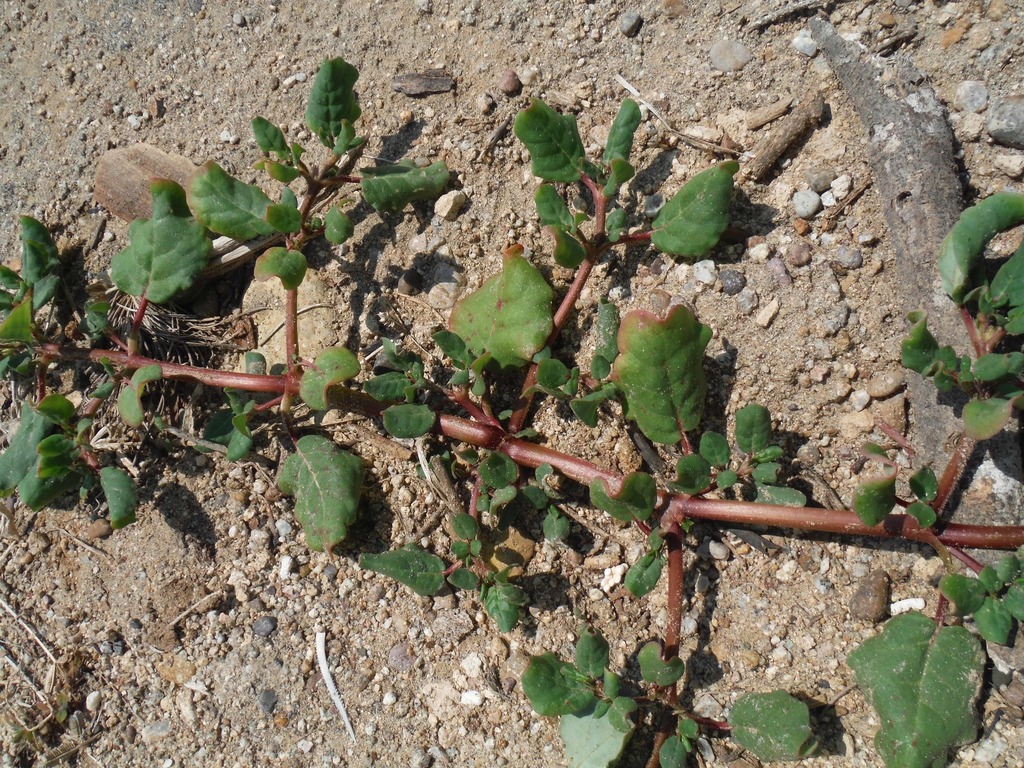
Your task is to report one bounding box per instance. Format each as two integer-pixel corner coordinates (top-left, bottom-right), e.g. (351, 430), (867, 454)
(127, 296), (149, 356)
(663, 523), (684, 709)
(960, 306), (986, 358)
(615, 231), (652, 246)
(932, 431), (976, 519)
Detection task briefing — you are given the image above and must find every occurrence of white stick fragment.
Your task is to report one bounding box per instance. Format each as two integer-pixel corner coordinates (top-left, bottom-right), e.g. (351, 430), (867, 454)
(315, 631), (357, 743)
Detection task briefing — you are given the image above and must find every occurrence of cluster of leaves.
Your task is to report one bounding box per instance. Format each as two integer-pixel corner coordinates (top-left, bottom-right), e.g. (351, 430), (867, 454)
(941, 547), (1024, 645)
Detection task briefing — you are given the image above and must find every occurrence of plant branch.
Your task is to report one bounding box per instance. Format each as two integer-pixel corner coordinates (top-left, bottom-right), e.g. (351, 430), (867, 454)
(933, 431), (976, 518)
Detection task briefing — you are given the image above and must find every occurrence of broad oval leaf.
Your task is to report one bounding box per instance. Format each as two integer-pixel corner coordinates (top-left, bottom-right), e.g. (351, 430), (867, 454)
(990, 240), (1024, 309)
(449, 246), (554, 369)
(0, 406), (54, 492)
(730, 691), (817, 761)
(278, 434), (363, 551)
(637, 642), (685, 687)
(575, 627), (610, 679)
(305, 58), (362, 150)
(560, 702), (634, 768)
(254, 247), (307, 290)
(853, 474), (897, 527)
(522, 653), (597, 717)
(513, 99), (586, 183)
(699, 431), (730, 466)
(847, 612), (984, 768)
(381, 403), (435, 438)
(673, 454), (712, 494)
(117, 364), (163, 428)
(110, 181), (211, 304)
(186, 161), (278, 241)
(482, 580), (527, 632)
(974, 596), (1013, 645)
(360, 545), (445, 596)
(940, 574), (987, 616)
(299, 348), (361, 411)
(651, 161), (737, 260)
(100, 466), (138, 529)
(612, 304), (711, 444)
(589, 472), (656, 522)
(252, 116), (289, 156)
(963, 397), (1015, 440)
(735, 403), (771, 455)
(535, 184), (575, 231)
(324, 207), (354, 245)
(360, 161), (450, 213)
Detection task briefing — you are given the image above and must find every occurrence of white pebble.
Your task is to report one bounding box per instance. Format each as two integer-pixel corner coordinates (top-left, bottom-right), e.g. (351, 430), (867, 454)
(601, 563), (628, 592)
(86, 690), (102, 712)
(275, 519), (293, 538)
(279, 555), (294, 579)
(460, 690), (483, 706)
(382, 691), (397, 706)
(792, 29), (818, 57)
(849, 389), (870, 412)
(890, 597), (925, 615)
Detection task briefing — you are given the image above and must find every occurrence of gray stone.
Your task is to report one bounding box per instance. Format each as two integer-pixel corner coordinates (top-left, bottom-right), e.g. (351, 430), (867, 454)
(708, 540), (730, 561)
(766, 257), (792, 286)
(804, 165), (836, 193)
(736, 287), (759, 315)
(719, 269), (746, 295)
(865, 370), (905, 398)
(831, 174), (852, 199)
(785, 241), (812, 267)
(252, 616), (277, 637)
(849, 389), (870, 412)
(819, 302), (849, 336)
(642, 193), (664, 218)
(257, 689), (278, 714)
(692, 259), (717, 285)
(954, 80), (988, 113)
(836, 246), (863, 269)
(792, 29), (818, 57)
(792, 189), (822, 219)
(388, 642), (417, 672)
(709, 40), (752, 72)
(397, 268), (423, 295)
(427, 282), (459, 309)
(988, 95), (1024, 149)
(618, 11), (642, 37)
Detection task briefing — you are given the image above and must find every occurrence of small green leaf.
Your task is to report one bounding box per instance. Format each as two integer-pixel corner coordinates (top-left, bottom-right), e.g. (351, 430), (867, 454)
(606, 207), (627, 243)
(449, 248), (554, 369)
(299, 348), (360, 410)
(625, 552), (664, 597)
(36, 394), (75, 426)
(265, 203), (301, 233)
(996, 554), (1020, 585)
(523, 653), (597, 716)
(363, 372), (411, 402)
(535, 185), (575, 231)
(360, 545), (445, 596)
(990, 240), (1024, 308)
(187, 161), (278, 241)
(20, 216), (60, 308)
(603, 99), (642, 166)
(963, 397), (1015, 440)
(909, 466), (938, 502)
(278, 435), (363, 551)
(360, 161), (450, 212)
(847, 612), (984, 768)
(716, 468), (739, 488)
(659, 736), (690, 768)
(901, 311), (940, 373)
(853, 474), (897, 527)
(254, 247), (307, 290)
(730, 691), (817, 761)
(262, 160), (301, 184)
(447, 567), (479, 591)
(536, 357), (571, 393)
(560, 701), (634, 768)
(637, 641), (685, 686)
(117, 364), (162, 428)
(1004, 583), (1024, 620)
(549, 227), (587, 269)
(513, 99), (586, 183)
(978, 564), (1002, 593)
(482, 580), (527, 632)
(110, 181), (211, 303)
(603, 158), (635, 197)
(305, 58), (362, 149)
(973, 353), (1015, 381)
(735, 403), (771, 454)
(451, 513), (478, 540)
(543, 506), (570, 541)
(940, 573), (987, 615)
(575, 628), (610, 679)
(752, 462), (780, 484)
(252, 117), (289, 155)
(589, 472), (656, 522)
(612, 304), (711, 444)
(651, 161), (737, 260)
(0, 299), (33, 343)
(324, 208), (354, 245)
(100, 466), (138, 529)
(382, 404), (435, 438)
(906, 501), (937, 529)
(0, 406), (54, 492)
(674, 454), (712, 494)
(480, 451), (518, 489)
(18, 461), (81, 511)
(698, 431), (730, 466)
(974, 596), (1013, 645)
(570, 384), (617, 427)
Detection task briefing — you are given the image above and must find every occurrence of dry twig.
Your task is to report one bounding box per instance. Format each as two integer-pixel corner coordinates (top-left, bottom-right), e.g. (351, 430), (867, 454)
(742, 91), (825, 182)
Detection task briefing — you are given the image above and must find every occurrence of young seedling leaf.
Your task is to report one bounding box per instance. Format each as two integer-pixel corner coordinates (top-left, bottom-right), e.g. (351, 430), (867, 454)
(299, 348), (361, 411)
(590, 472), (656, 522)
(252, 117), (289, 156)
(543, 506), (571, 541)
(603, 99), (642, 166)
(575, 627), (610, 679)
(560, 702), (634, 768)
(730, 691), (817, 761)
(0, 298), (33, 343)
(449, 247), (554, 369)
(110, 181), (211, 303)
(937, 191), (1024, 304)
(659, 735), (690, 768)
(305, 58), (361, 149)
(479, 451), (518, 489)
(451, 513), (478, 540)
(20, 216), (60, 309)
(18, 461), (82, 512)
(963, 397), (1015, 440)
(853, 474), (897, 526)
(606, 207), (627, 243)
(625, 552), (664, 597)
(637, 641), (685, 686)
(481, 580), (527, 632)
(905, 501), (937, 529)
(548, 226), (587, 269)
(324, 207), (354, 245)
(363, 372), (411, 402)
(674, 454), (712, 494)
(909, 466), (938, 502)
(699, 431), (730, 466)
(382, 404), (435, 438)
(1004, 583), (1024, 621)
(513, 99), (586, 182)
(535, 185), (575, 232)
(612, 304), (711, 444)
(989, 240), (1024, 309)
(360, 545), (445, 596)
(523, 653), (597, 717)
(117, 364), (162, 428)
(0, 406), (54, 492)
(100, 466), (138, 529)
(974, 596), (1013, 645)
(735, 403), (771, 454)
(650, 161), (737, 260)
(186, 161), (278, 241)
(360, 161), (450, 213)
(254, 247), (307, 290)
(447, 567), (479, 591)
(996, 554), (1020, 585)
(265, 203), (301, 233)
(901, 311), (940, 374)
(278, 435), (363, 551)
(847, 612), (984, 768)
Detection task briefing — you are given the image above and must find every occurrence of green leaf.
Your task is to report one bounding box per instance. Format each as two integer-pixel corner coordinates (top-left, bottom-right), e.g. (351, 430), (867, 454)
(1004, 583), (1024, 620)
(853, 474), (897, 527)
(937, 191), (1024, 304)
(186, 161), (278, 241)
(265, 203), (301, 233)
(363, 371), (411, 402)
(513, 99), (586, 183)
(974, 596), (1013, 645)
(110, 181), (211, 303)
(637, 642), (685, 686)
(847, 612), (984, 768)
(752, 462), (780, 484)
(603, 158), (635, 197)
(324, 208), (354, 245)
(963, 397), (1015, 440)
(523, 653), (597, 716)
(0, 298), (33, 343)
(254, 247), (307, 290)
(36, 394), (75, 426)
(940, 574), (987, 615)
(549, 227), (587, 269)
(0, 406), (54, 492)
(699, 431), (730, 466)
(973, 353), (1015, 381)
(901, 311), (941, 374)
(305, 58), (361, 149)
(449, 248), (554, 369)
(603, 99), (642, 166)
(570, 384), (617, 427)
(481, 580), (527, 632)
(612, 304), (711, 444)
(716, 468), (739, 488)
(299, 348), (360, 410)
(560, 701), (634, 768)
(906, 501), (937, 529)
(536, 357), (571, 394)
(575, 628), (610, 679)
(447, 567), (479, 591)
(996, 554), (1020, 585)
(990, 240), (1024, 308)
(20, 216), (60, 308)
(978, 564), (1002, 593)
(659, 736), (689, 768)
(382, 403), (435, 438)
(451, 513), (478, 540)
(730, 691), (817, 761)
(252, 117), (289, 155)
(535, 185), (575, 232)
(278, 435), (363, 551)
(909, 467), (938, 502)
(360, 161), (450, 213)
(543, 506), (571, 541)
(100, 466), (138, 528)
(262, 159), (301, 184)
(479, 451), (517, 489)
(673, 454), (712, 494)
(735, 403), (771, 454)
(606, 207), (627, 243)
(18, 461), (81, 511)
(360, 544), (445, 596)
(625, 552), (663, 597)
(117, 364), (162, 428)
(589, 472), (656, 522)
(651, 161), (737, 260)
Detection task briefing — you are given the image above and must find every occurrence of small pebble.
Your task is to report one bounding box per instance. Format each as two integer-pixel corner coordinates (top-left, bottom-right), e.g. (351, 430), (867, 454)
(865, 370), (905, 398)
(252, 616), (278, 637)
(796, 444), (820, 465)
(709, 40), (752, 72)
(642, 194), (664, 218)
(460, 690), (484, 706)
(708, 540), (730, 561)
(849, 389), (870, 412)
(836, 246), (863, 269)
(427, 282), (458, 310)
(475, 93), (494, 114)
(520, 66), (540, 86)
(410, 748), (433, 768)
(804, 166), (836, 193)
(820, 303), (850, 336)
(792, 189), (822, 219)
(766, 257), (792, 286)
(785, 241), (812, 267)
(382, 691), (397, 706)
(954, 80), (988, 113)
(820, 190), (836, 207)
(692, 259), (717, 285)
(257, 689), (278, 714)
(830, 174), (852, 199)
(988, 95), (1024, 149)
(232, 12), (246, 27)
(141, 720), (172, 745)
(389, 642), (416, 672)
(847, 573), (888, 626)
(86, 690), (102, 712)
(792, 29), (818, 57)
(618, 11), (642, 37)
(736, 287), (759, 315)
(994, 153), (1024, 178)
(754, 297), (780, 328)
(498, 70), (522, 96)
(398, 268), (423, 295)
(435, 190), (467, 221)
(747, 242), (772, 261)
(890, 597), (926, 616)
(86, 519), (113, 540)
(719, 269), (746, 295)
